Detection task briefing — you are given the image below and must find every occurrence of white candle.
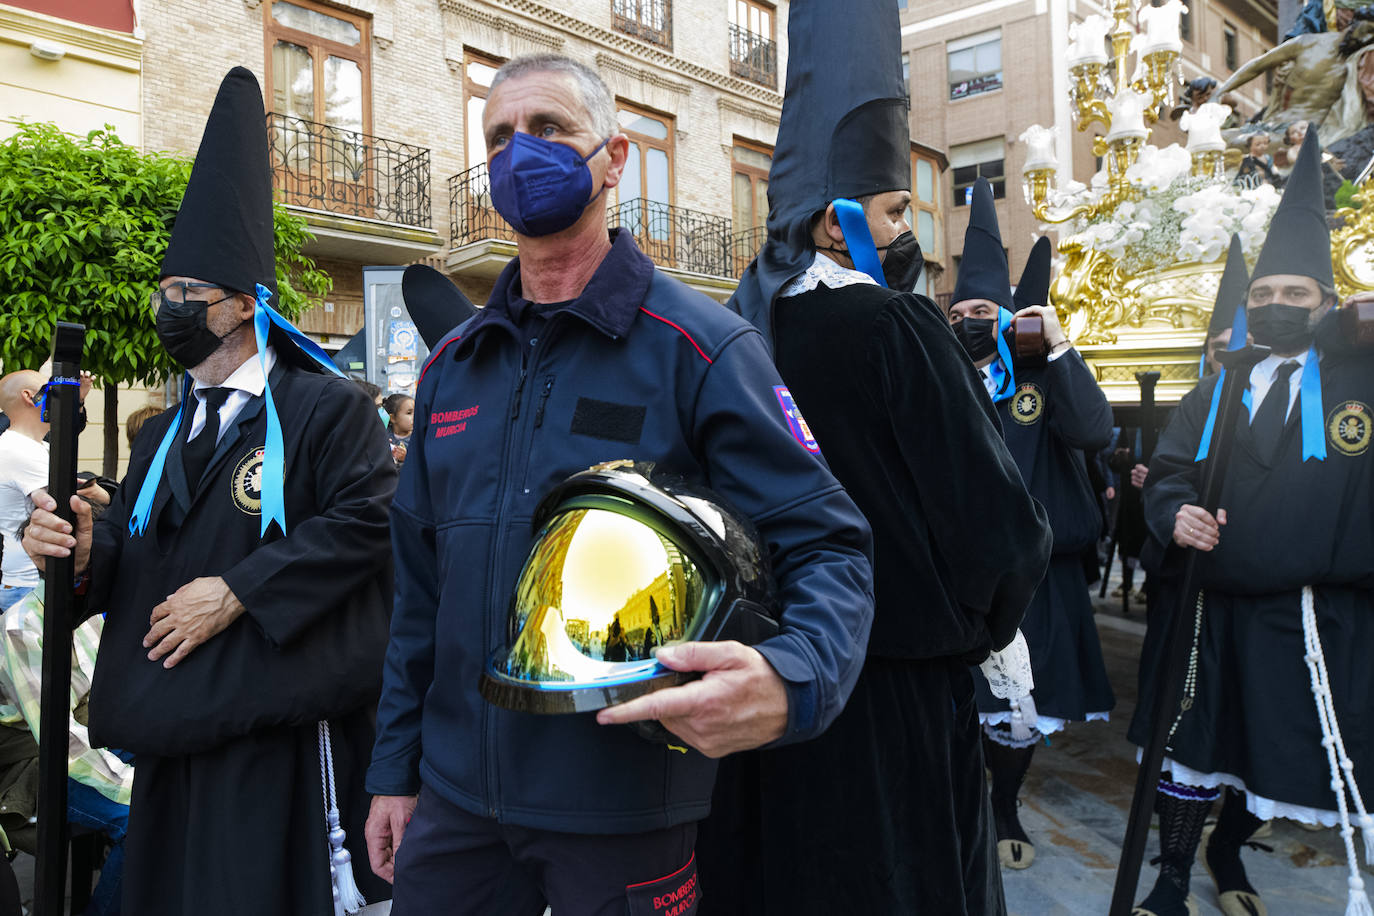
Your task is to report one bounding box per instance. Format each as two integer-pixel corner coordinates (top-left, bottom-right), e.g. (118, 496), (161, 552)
(1068, 15), (1110, 66)
(1139, 0), (1185, 54)
(1020, 124), (1060, 172)
(1106, 88), (1151, 141)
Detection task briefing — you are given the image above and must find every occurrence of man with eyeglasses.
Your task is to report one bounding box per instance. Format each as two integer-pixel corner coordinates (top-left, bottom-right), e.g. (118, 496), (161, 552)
(22, 68), (395, 916)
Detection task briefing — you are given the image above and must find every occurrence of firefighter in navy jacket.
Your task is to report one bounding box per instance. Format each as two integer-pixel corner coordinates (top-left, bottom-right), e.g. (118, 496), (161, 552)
(364, 55), (875, 915)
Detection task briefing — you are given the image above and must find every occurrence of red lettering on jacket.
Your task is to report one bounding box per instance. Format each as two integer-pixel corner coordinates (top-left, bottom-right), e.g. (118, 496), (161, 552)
(430, 404), (480, 425)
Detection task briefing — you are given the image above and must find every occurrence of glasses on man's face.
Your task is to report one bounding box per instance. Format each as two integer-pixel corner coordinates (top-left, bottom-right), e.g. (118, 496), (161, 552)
(147, 282), (236, 316)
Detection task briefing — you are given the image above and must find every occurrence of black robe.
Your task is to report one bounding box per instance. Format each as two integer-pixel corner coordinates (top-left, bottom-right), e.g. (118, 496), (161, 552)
(697, 281), (1051, 916)
(974, 351), (1116, 721)
(84, 351), (396, 914)
(1135, 349), (1374, 811)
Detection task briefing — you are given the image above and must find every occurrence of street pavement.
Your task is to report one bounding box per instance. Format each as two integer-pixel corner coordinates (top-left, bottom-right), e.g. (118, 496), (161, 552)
(1003, 578), (1369, 915)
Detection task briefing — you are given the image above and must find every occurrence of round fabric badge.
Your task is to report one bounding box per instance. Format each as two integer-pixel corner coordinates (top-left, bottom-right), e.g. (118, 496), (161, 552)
(1326, 400), (1372, 456)
(1011, 382), (1044, 426)
(231, 447), (265, 514)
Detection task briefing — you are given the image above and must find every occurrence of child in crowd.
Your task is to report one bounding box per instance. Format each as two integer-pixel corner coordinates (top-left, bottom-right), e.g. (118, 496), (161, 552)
(384, 393), (414, 467)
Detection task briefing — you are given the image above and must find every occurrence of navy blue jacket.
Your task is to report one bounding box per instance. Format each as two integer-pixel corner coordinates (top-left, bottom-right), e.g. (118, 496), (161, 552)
(366, 231), (875, 833)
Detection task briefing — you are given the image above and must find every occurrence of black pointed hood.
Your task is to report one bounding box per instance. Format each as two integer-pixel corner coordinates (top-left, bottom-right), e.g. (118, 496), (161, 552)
(1251, 125), (1332, 289)
(1208, 234), (1250, 339)
(1012, 236), (1052, 311)
(950, 178), (1012, 310)
(402, 264), (478, 350)
(727, 0), (911, 348)
(161, 67), (276, 297)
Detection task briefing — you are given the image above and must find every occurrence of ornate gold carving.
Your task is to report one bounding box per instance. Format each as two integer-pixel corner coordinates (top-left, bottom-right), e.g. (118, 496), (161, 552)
(1332, 176), (1374, 300)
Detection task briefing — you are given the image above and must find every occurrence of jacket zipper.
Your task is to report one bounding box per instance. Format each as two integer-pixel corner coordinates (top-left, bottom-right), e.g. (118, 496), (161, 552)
(483, 339), (531, 819)
(533, 375), (555, 429)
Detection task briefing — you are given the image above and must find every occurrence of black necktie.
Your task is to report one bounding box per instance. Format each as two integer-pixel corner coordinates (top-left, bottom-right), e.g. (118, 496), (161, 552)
(1251, 360), (1301, 460)
(182, 387), (232, 487)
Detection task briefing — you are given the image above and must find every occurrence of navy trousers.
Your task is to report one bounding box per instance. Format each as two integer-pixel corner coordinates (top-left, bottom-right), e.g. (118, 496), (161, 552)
(392, 786), (700, 916)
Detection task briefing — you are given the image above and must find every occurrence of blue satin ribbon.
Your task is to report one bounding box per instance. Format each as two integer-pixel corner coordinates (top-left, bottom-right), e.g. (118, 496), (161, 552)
(128, 283), (345, 539)
(832, 198), (887, 287)
(128, 374), (194, 537)
(1298, 343), (1325, 461)
(988, 307), (1017, 403)
(1194, 303), (1248, 462)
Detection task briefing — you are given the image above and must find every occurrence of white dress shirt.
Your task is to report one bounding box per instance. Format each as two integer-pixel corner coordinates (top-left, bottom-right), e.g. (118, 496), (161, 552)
(187, 346), (276, 445)
(1247, 348), (1310, 424)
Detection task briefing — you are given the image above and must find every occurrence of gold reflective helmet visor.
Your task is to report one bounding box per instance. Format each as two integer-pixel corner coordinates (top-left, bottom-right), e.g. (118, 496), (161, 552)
(480, 462), (778, 715)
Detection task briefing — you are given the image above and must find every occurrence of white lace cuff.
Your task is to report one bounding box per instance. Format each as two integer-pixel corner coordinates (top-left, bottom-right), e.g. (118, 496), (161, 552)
(979, 630), (1035, 700)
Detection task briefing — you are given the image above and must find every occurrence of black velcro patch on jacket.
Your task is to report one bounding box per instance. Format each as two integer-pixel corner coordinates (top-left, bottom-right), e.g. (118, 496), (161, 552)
(570, 397), (646, 444)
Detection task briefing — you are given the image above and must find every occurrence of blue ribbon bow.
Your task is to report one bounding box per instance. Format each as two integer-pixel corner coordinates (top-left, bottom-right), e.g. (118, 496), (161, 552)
(129, 284), (346, 539)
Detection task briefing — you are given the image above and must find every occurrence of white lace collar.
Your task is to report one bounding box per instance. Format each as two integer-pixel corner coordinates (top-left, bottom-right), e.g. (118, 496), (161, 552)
(778, 252), (878, 299)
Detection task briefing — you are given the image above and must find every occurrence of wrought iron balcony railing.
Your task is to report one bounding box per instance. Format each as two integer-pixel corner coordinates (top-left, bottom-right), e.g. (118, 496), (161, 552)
(729, 224), (768, 278)
(612, 0), (671, 48)
(267, 112), (432, 228)
(607, 198), (733, 277)
(447, 165), (737, 278)
(728, 24), (777, 88)
(448, 163), (518, 248)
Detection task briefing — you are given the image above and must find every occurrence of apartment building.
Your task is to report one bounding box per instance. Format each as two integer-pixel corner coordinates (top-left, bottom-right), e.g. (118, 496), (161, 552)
(901, 0), (1279, 302)
(132, 0), (793, 393)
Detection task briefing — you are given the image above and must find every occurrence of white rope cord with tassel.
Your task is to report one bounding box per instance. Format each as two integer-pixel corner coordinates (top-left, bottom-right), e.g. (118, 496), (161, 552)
(318, 721), (369, 916)
(1301, 586), (1374, 916)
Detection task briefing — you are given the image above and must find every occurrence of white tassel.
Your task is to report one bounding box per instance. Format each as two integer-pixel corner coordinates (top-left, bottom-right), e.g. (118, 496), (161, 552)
(1010, 694), (1038, 743)
(1347, 876), (1373, 916)
(319, 722), (368, 915)
(328, 806), (369, 914)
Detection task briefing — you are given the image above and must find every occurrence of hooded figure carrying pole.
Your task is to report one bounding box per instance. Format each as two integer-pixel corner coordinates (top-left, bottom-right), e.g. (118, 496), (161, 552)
(698, 1), (1051, 911)
(1130, 126), (1374, 916)
(22, 67), (396, 915)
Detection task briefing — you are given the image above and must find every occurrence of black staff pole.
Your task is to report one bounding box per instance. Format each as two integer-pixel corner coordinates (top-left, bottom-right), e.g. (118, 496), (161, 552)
(1137, 371), (1161, 463)
(35, 321), (85, 916)
(1107, 345), (1268, 915)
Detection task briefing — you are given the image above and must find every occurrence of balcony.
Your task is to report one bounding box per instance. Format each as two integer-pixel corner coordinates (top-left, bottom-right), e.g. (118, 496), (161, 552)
(607, 198), (733, 278)
(729, 225), (767, 278)
(728, 25), (777, 89)
(445, 164), (740, 301)
(612, 0), (671, 48)
(266, 112), (442, 262)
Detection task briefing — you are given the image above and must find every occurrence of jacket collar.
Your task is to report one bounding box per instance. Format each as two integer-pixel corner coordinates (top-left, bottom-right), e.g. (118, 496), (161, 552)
(454, 229), (655, 358)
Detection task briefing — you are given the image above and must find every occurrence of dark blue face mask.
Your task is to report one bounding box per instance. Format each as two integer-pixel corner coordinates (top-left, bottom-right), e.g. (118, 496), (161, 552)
(489, 132), (610, 237)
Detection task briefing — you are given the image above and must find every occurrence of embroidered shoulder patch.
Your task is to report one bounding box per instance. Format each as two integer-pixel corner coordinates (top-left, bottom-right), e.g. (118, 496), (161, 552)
(231, 447), (264, 515)
(773, 386), (820, 453)
(1327, 400), (1372, 456)
(1011, 382), (1045, 426)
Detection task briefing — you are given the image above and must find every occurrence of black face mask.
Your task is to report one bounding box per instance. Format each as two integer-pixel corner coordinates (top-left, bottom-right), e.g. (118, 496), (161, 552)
(880, 231), (924, 292)
(954, 317), (999, 363)
(155, 297), (240, 370)
(1247, 303), (1315, 354)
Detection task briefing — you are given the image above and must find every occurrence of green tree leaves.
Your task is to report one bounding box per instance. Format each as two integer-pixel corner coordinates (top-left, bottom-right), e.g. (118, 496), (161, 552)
(0, 121), (331, 385)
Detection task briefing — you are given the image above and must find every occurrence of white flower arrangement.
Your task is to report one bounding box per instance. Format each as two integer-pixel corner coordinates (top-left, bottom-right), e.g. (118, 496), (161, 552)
(1048, 142), (1279, 276)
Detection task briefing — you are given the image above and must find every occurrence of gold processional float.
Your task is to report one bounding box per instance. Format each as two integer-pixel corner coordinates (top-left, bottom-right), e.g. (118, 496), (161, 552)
(1020, 0), (1374, 404)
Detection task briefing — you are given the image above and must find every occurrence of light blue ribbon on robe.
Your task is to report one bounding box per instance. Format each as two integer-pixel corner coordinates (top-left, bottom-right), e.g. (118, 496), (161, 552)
(129, 283), (345, 538)
(988, 307), (1017, 403)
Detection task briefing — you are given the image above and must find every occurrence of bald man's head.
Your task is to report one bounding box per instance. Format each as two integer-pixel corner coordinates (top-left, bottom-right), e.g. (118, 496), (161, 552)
(0, 370), (43, 418)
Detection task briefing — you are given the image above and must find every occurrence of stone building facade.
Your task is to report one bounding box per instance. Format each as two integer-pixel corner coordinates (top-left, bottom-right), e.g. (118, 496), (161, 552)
(138, 0), (791, 391)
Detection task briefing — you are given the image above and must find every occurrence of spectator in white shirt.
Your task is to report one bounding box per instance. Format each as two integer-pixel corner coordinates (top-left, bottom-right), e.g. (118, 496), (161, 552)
(0, 370), (50, 612)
